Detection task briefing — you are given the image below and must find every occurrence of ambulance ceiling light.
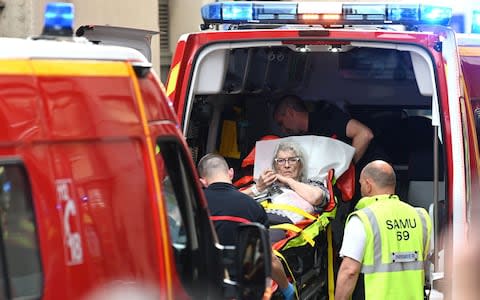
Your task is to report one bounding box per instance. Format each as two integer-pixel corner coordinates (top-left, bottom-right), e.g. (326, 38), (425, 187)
(328, 45), (342, 53)
(42, 2), (74, 37)
(201, 2), (452, 27)
(295, 45), (310, 53)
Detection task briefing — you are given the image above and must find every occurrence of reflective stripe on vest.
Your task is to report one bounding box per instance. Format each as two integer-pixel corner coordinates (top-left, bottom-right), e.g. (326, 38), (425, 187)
(416, 207), (430, 259)
(359, 205), (429, 274)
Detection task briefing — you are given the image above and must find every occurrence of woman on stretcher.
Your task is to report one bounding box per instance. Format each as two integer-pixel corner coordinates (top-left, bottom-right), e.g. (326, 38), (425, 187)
(245, 141), (330, 241)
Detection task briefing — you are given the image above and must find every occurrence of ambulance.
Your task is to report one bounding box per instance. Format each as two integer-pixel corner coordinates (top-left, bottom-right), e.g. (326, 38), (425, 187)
(166, 1), (480, 298)
(0, 2), (271, 300)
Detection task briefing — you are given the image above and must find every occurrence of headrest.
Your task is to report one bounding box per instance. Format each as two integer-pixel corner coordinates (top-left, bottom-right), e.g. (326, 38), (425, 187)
(241, 135), (280, 168)
(253, 135), (355, 182)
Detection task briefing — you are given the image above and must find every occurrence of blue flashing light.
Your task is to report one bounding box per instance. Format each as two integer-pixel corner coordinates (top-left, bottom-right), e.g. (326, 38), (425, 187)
(201, 3), (222, 23)
(223, 2), (253, 22)
(202, 2), (297, 25)
(473, 11), (480, 33)
(420, 5), (452, 25)
(200, 1), (452, 27)
(343, 4), (385, 22)
(43, 2), (74, 36)
(387, 4), (451, 25)
(254, 3), (297, 21)
(343, 4), (385, 16)
(388, 5), (420, 23)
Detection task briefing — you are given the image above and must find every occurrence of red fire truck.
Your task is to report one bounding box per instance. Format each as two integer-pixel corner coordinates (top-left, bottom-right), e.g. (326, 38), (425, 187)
(166, 1), (480, 299)
(0, 2), (271, 299)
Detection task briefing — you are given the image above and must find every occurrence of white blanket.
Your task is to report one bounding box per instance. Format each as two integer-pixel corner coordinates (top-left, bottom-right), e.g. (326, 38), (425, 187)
(268, 187), (315, 223)
(253, 135), (355, 182)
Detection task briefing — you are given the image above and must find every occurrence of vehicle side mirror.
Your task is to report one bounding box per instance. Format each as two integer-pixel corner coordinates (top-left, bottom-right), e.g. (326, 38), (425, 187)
(235, 223), (271, 300)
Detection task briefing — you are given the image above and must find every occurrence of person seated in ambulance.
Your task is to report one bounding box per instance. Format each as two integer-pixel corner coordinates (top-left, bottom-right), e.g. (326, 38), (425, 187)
(244, 136), (355, 241)
(255, 141), (329, 220)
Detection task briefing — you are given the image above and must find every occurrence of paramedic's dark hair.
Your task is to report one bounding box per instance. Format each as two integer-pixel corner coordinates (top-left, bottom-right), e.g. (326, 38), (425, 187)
(273, 95), (308, 119)
(197, 153), (229, 179)
(272, 141), (305, 182)
(362, 161), (396, 189)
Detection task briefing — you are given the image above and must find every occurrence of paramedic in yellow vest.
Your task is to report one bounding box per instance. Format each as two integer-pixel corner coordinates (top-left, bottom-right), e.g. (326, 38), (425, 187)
(335, 160), (431, 300)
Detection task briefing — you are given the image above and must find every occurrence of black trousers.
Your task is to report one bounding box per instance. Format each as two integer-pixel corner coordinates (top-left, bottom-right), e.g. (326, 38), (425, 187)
(267, 213), (292, 244)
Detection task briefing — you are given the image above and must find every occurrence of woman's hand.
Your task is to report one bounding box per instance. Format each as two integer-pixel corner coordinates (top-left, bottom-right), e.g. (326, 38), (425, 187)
(256, 169), (277, 192)
(275, 173), (292, 185)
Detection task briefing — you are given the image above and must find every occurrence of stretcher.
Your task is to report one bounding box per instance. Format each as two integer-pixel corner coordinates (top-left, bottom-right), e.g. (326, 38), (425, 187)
(236, 135), (356, 300)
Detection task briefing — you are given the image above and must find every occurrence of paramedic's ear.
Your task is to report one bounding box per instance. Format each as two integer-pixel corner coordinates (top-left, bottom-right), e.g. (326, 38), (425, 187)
(363, 178), (373, 195)
(199, 177), (208, 188)
(228, 168), (234, 181)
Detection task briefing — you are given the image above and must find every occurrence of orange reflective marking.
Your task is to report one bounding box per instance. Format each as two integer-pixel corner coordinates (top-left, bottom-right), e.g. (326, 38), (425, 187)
(0, 60), (31, 74)
(127, 64), (173, 299)
(31, 60), (130, 76)
(459, 47), (480, 57)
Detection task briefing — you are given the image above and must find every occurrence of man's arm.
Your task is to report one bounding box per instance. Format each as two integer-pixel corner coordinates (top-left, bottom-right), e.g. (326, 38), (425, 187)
(335, 256), (362, 300)
(346, 119), (374, 163)
(336, 216), (366, 300)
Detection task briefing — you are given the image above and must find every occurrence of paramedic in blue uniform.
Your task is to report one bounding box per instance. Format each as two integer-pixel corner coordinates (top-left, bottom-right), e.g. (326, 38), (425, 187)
(197, 153), (295, 300)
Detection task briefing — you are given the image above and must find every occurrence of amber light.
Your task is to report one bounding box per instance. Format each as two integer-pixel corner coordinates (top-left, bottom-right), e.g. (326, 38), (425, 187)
(300, 14), (320, 21)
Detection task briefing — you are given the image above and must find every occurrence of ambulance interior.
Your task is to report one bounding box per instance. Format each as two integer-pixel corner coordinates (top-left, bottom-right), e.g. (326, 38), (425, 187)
(183, 41), (446, 269)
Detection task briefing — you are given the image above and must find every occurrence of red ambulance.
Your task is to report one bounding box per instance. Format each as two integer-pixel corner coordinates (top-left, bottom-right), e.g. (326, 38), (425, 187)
(0, 2), (271, 300)
(166, 1), (480, 299)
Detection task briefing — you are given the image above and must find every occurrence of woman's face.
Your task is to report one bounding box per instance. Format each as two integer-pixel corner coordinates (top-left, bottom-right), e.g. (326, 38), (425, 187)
(274, 149), (301, 179)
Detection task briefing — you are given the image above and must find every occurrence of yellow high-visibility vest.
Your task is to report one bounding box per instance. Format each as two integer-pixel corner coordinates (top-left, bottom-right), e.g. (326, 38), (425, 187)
(348, 194), (432, 300)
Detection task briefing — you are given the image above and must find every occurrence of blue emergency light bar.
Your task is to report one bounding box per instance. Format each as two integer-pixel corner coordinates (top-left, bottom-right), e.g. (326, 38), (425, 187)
(201, 1), (452, 27)
(42, 2), (74, 36)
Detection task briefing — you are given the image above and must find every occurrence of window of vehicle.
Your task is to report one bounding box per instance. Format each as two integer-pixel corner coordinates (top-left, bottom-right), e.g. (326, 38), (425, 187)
(162, 175), (187, 247)
(339, 48), (416, 80)
(223, 47), (309, 93)
(0, 162), (42, 299)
